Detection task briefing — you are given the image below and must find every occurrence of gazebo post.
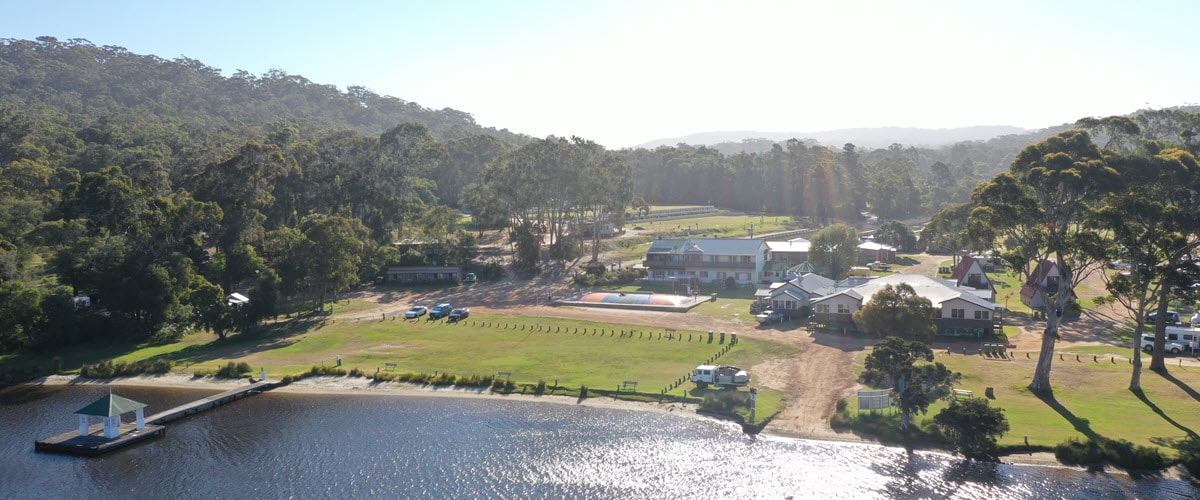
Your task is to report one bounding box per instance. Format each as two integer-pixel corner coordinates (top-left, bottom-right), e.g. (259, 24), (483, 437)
(135, 408), (145, 430)
(78, 415), (89, 437)
(103, 416), (119, 438)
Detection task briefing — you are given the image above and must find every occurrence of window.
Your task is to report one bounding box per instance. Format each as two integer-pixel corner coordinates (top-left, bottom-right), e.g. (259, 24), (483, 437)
(974, 310), (990, 320)
(817, 304), (830, 314)
(700, 271), (709, 278)
(837, 304), (850, 314)
(935, 309), (943, 318)
(717, 272), (726, 280)
(951, 309), (965, 319)
(740, 255), (753, 263)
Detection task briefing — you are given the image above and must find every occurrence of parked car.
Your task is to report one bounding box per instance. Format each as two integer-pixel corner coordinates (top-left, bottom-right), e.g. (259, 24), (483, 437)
(867, 261), (891, 272)
(1141, 335), (1188, 354)
(404, 306), (428, 319)
(447, 308), (470, 322)
(755, 310), (784, 323)
(1145, 311), (1181, 325)
(463, 273), (477, 283)
(430, 303), (453, 319)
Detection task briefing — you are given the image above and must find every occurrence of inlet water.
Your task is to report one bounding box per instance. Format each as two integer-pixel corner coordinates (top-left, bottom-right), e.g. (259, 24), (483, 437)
(2, 385), (1196, 498)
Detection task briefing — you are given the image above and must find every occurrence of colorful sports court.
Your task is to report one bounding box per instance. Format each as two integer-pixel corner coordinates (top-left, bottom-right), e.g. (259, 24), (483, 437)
(554, 291), (710, 312)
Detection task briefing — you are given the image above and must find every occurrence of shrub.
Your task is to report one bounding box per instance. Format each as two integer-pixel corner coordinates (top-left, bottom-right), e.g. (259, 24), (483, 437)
(1054, 437), (1167, 471)
(80, 358), (172, 378)
(579, 385), (588, 398)
(699, 391), (750, 413)
(215, 362), (252, 379)
(535, 380), (547, 395)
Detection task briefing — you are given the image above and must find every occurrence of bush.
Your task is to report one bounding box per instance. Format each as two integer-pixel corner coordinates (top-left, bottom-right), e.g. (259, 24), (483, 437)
(535, 380), (547, 395)
(80, 358), (172, 378)
(1054, 437), (1167, 471)
(215, 362), (253, 379)
(579, 385), (588, 398)
(571, 268), (643, 287)
(699, 391), (750, 413)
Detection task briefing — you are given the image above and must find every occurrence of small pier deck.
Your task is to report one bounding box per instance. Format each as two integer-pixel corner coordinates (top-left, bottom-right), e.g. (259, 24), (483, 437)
(35, 422), (165, 456)
(35, 379), (280, 457)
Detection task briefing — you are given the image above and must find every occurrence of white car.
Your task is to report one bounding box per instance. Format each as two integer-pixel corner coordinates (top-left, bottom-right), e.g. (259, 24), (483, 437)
(404, 306), (428, 319)
(1141, 335), (1187, 354)
(755, 310), (784, 323)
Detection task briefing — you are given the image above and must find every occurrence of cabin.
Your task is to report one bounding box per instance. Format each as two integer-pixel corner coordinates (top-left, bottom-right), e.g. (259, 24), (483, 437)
(1019, 260), (1075, 310)
(949, 254), (996, 301)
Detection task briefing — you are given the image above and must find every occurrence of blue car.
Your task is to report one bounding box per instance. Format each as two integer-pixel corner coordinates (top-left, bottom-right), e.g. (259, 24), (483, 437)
(430, 303), (453, 319)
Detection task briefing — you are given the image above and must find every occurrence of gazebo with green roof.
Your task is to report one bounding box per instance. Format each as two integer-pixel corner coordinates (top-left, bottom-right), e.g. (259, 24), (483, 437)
(75, 392), (147, 439)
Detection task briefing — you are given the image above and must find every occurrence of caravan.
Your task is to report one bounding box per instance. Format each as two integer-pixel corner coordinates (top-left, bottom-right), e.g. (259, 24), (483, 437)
(1164, 325), (1200, 352)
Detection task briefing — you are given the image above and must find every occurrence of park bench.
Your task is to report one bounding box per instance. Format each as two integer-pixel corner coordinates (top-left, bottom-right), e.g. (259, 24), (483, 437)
(953, 389), (973, 399)
(620, 380), (638, 391)
(385, 363), (397, 371)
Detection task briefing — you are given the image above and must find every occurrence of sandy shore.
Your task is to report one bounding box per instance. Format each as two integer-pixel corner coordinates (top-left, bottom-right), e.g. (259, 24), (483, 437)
(26, 373), (1114, 472)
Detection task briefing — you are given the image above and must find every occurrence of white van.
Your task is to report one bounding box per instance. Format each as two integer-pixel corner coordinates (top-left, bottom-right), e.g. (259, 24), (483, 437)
(1141, 335), (1188, 354)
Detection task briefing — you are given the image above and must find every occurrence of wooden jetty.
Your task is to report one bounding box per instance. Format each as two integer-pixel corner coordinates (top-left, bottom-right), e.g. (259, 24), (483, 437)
(35, 379), (280, 457)
(146, 379), (280, 425)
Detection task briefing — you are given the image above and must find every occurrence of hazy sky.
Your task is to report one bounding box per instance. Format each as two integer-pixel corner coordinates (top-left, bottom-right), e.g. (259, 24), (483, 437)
(6, 0), (1197, 147)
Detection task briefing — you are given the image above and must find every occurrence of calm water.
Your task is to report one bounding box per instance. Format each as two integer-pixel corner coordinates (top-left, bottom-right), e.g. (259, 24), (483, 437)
(2, 385), (1196, 499)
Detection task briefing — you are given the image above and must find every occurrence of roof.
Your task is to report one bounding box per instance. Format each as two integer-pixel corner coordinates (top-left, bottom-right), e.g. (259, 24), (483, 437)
(766, 240), (811, 253)
(227, 292), (250, 306)
(949, 255), (979, 281)
(812, 288), (864, 303)
(810, 273), (996, 309)
(75, 393), (147, 417)
(385, 266), (462, 273)
(647, 237), (764, 256)
(1028, 260), (1058, 285)
(858, 241), (897, 252)
(791, 273), (835, 293)
(788, 261), (817, 274)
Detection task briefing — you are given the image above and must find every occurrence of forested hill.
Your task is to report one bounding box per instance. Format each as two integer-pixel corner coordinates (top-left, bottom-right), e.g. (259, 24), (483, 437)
(0, 37), (528, 144)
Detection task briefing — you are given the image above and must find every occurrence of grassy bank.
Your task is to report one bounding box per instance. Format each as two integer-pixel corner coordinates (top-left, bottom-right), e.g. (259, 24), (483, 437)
(1, 312), (794, 422)
(840, 346), (1200, 457)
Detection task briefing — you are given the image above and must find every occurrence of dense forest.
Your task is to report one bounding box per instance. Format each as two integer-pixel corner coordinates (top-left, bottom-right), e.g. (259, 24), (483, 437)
(2, 36), (1198, 360)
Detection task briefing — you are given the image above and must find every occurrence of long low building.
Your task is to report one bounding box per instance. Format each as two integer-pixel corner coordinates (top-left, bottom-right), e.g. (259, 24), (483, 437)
(643, 237), (767, 285)
(811, 273), (998, 338)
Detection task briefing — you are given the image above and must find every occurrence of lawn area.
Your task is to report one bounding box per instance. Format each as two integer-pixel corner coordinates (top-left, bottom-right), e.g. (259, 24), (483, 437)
(630, 215), (797, 238)
(850, 348), (1200, 454)
(4, 311), (795, 419)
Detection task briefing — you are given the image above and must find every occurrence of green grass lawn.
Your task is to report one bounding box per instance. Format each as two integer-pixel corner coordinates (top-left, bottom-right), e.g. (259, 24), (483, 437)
(630, 215), (796, 238)
(3, 311), (795, 420)
(849, 348), (1200, 454)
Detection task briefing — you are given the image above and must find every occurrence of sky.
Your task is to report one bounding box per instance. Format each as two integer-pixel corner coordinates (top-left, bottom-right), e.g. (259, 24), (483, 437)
(6, 0), (1198, 148)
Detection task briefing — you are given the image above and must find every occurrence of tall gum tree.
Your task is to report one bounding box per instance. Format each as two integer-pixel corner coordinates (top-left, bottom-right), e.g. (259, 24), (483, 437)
(969, 130), (1118, 395)
(1097, 145), (1200, 378)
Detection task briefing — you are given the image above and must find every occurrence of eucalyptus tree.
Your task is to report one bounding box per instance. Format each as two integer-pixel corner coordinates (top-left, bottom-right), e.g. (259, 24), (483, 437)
(1093, 144), (1200, 383)
(567, 137), (632, 269)
(376, 123), (448, 242)
(190, 141), (289, 254)
(810, 224), (860, 280)
(969, 130), (1118, 395)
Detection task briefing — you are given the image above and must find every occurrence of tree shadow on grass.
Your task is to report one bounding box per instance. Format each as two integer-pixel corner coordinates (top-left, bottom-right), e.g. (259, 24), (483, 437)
(161, 316), (326, 366)
(1155, 370), (1200, 404)
(1131, 388), (1199, 440)
(1036, 392), (1100, 441)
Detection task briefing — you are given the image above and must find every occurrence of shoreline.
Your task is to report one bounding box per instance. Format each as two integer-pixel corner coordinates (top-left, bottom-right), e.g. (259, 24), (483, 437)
(27, 373), (1092, 471)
